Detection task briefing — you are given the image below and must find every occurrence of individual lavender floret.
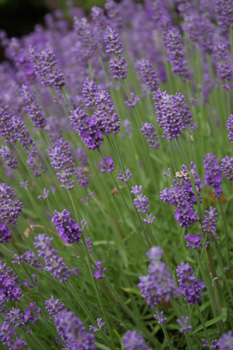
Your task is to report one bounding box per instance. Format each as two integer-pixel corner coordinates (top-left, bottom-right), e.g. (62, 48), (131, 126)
(202, 207), (218, 240)
(203, 153), (223, 197)
(154, 311), (167, 324)
(143, 214), (155, 225)
(138, 247), (178, 308)
(45, 296), (67, 318)
(104, 26), (123, 54)
(51, 209), (83, 244)
(20, 85), (46, 128)
(98, 157), (115, 173)
(38, 188), (50, 200)
(141, 122), (160, 149)
(34, 233), (70, 282)
(118, 169), (132, 182)
(93, 261), (106, 279)
(136, 59), (159, 91)
(0, 146), (18, 169)
(154, 89), (193, 140)
(177, 316), (192, 333)
(0, 260), (22, 308)
(125, 92), (140, 107)
(226, 115), (233, 144)
(0, 221), (11, 243)
(122, 330), (152, 350)
(164, 27), (191, 82)
(221, 155), (233, 180)
(89, 318), (105, 333)
(29, 47), (65, 89)
(202, 338), (218, 348)
(0, 182), (22, 224)
(54, 311), (97, 350)
(215, 0), (233, 34)
(176, 262), (205, 304)
(217, 331), (233, 350)
(47, 138), (75, 190)
(184, 233), (202, 249)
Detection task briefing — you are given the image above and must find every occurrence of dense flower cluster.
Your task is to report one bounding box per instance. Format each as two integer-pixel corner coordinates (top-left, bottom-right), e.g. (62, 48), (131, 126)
(141, 122), (160, 149)
(0, 182), (22, 224)
(34, 233), (70, 282)
(122, 331), (152, 350)
(0, 260), (22, 310)
(221, 155), (233, 180)
(177, 262), (205, 304)
(203, 153), (223, 197)
(0, 146), (18, 169)
(47, 137), (75, 190)
(154, 89), (194, 140)
(202, 207), (218, 240)
(51, 209), (83, 244)
(160, 163), (202, 227)
(0, 221), (11, 243)
(138, 247), (178, 308)
(136, 59), (159, 92)
(54, 311), (97, 349)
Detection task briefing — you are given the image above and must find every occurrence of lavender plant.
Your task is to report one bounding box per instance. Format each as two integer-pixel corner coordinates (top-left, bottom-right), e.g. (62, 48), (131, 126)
(0, 1), (232, 349)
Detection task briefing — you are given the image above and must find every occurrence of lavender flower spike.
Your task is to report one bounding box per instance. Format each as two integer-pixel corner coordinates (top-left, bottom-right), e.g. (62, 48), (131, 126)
(217, 331), (233, 350)
(177, 262), (205, 304)
(141, 122), (160, 149)
(203, 153), (223, 197)
(122, 331), (152, 350)
(221, 155), (233, 180)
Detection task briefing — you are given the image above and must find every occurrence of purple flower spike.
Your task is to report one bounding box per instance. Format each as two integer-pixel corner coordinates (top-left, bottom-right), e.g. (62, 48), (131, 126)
(138, 246), (178, 308)
(141, 122), (160, 149)
(221, 155), (233, 180)
(218, 331), (233, 350)
(177, 316), (192, 333)
(136, 59), (159, 92)
(45, 296), (67, 318)
(202, 207), (218, 240)
(125, 92), (140, 107)
(203, 153), (223, 197)
(154, 89), (193, 140)
(154, 311), (167, 324)
(51, 209), (83, 244)
(226, 115), (233, 144)
(55, 311), (97, 350)
(93, 261), (106, 279)
(0, 146), (18, 169)
(177, 262), (205, 304)
(215, 0), (233, 34)
(164, 27), (191, 82)
(122, 331), (152, 350)
(184, 233), (202, 249)
(118, 169), (132, 182)
(0, 221), (11, 243)
(0, 261), (22, 309)
(98, 157), (115, 173)
(104, 26), (123, 54)
(132, 188), (150, 214)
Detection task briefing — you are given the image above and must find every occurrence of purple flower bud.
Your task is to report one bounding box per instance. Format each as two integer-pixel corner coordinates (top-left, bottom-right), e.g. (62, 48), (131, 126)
(93, 261), (106, 279)
(118, 169), (132, 182)
(154, 311), (167, 324)
(125, 92), (140, 107)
